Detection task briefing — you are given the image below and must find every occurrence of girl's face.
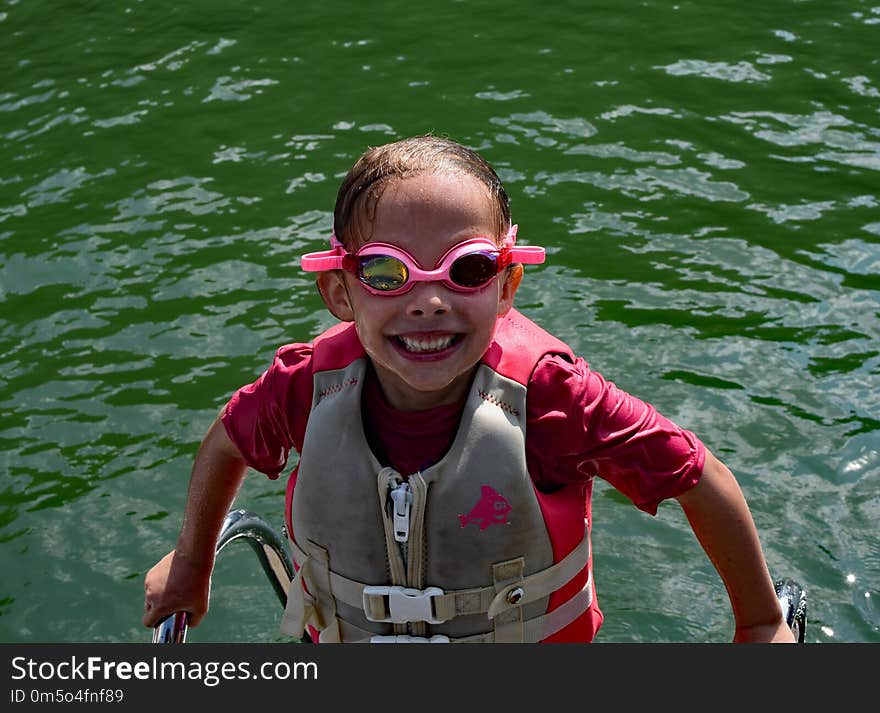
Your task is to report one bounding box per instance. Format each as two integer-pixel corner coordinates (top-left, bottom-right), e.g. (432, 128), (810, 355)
(318, 171), (521, 411)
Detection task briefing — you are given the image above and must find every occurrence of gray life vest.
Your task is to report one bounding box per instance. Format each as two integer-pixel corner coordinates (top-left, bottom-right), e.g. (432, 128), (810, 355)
(281, 314), (593, 643)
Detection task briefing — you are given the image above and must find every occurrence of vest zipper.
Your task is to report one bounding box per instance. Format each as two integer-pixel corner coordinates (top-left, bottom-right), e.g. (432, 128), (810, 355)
(378, 468), (429, 636)
(378, 469), (410, 635)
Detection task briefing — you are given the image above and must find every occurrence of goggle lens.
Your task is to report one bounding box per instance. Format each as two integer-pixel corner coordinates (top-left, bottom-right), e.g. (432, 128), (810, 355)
(448, 251), (499, 288)
(359, 256), (409, 291)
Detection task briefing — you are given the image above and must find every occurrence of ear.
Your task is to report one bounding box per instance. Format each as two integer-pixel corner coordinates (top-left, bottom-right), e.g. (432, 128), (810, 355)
(316, 271), (355, 322)
(497, 264), (523, 316)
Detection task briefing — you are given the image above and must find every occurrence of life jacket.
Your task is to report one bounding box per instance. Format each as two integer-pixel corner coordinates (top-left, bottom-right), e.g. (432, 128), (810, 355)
(281, 308), (602, 642)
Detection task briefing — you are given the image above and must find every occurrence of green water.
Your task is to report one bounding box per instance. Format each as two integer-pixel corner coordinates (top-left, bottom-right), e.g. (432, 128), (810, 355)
(1, 0), (877, 643)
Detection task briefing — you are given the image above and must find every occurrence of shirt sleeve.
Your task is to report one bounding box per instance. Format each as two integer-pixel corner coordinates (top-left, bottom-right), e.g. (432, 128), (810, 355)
(526, 354), (705, 515)
(220, 343), (315, 479)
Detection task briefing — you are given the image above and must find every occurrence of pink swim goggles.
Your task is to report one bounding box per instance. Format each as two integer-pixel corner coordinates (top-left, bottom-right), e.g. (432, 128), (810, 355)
(300, 224), (545, 296)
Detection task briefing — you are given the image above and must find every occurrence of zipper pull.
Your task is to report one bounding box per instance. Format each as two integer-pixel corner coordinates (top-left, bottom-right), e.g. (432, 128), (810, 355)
(390, 482), (413, 543)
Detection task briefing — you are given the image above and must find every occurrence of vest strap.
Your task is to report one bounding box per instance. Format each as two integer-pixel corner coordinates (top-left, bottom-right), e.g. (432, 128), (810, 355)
(487, 530), (590, 618)
(283, 540), (346, 641)
(453, 572), (594, 643)
(279, 556), (315, 639)
(492, 558), (525, 642)
(530, 572), (592, 640)
(291, 530), (591, 626)
(336, 572), (594, 643)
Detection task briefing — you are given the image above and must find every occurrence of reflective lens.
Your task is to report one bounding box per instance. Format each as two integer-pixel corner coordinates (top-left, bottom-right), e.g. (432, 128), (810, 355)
(448, 251), (499, 288)
(359, 256), (408, 291)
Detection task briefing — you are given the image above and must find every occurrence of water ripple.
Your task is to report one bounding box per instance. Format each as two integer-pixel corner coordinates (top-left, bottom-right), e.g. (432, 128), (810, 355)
(659, 59), (773, 83)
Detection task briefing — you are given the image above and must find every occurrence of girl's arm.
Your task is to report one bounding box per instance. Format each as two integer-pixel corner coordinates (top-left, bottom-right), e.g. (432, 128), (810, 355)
(675, 449), (795, 642)
(142, 416), (248, 628)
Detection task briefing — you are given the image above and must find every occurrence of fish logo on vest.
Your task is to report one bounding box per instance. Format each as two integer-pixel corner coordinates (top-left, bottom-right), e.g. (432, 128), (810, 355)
(458, 485), (512, 530)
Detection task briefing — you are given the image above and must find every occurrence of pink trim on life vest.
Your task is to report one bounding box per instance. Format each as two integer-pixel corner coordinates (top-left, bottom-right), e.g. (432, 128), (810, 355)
(311, 320), (366, 372)
(533, 483), (601, 642)
(483, 309), (573, 385)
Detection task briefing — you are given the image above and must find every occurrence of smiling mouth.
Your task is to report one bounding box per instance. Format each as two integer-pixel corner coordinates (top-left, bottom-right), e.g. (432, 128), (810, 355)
(395, 334), (461, 353)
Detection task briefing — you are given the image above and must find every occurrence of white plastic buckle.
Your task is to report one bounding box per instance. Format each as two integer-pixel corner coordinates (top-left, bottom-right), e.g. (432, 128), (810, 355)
(370, 634), (449, 644)
(363, 585), (446, 624)
(369, 635), (450, 644)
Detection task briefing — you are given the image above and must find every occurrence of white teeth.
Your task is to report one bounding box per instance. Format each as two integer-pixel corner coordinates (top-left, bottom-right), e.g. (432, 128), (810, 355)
(398, 335), (455, 353)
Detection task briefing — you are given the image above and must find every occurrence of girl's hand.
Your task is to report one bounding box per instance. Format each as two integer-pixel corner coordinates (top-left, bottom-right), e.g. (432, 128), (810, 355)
(142, 549), (213, 628)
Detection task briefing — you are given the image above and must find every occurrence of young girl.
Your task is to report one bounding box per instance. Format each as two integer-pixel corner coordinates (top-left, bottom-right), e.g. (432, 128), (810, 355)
(143, 135), (794, 643)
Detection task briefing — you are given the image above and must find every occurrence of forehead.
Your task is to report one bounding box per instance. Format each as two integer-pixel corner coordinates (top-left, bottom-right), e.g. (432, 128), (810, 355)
(351, 171), (501, 248)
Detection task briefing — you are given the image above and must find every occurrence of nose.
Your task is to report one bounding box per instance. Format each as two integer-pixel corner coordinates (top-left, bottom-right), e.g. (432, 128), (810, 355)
(404, 281), (450, 317)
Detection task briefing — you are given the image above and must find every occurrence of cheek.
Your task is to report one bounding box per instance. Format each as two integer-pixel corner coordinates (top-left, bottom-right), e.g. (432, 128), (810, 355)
(350, 297), (398, 350)
(460, 290), (505, 339)
(353, 318), (391, 364)
(473, 281), (506, 319)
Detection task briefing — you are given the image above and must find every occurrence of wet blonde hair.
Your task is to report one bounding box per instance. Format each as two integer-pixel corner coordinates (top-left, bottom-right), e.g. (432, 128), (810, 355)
(333, 135), (511, 249)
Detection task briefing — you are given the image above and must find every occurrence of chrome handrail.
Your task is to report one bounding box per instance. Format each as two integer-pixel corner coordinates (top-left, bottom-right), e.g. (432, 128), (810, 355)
(152, 509), (295, 643)
(774, 578), (808, 643)
(214, 509), (295, 606)
(152, 611), (190, 644)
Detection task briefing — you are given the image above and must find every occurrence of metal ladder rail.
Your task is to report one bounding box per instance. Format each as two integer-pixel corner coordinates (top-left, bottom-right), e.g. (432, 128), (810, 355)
(774, 578), (808, 643)
(152, 509), (297, 644)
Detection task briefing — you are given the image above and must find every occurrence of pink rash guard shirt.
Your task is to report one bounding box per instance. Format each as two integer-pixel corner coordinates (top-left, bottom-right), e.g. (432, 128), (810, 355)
(221, 339), (705, 517)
